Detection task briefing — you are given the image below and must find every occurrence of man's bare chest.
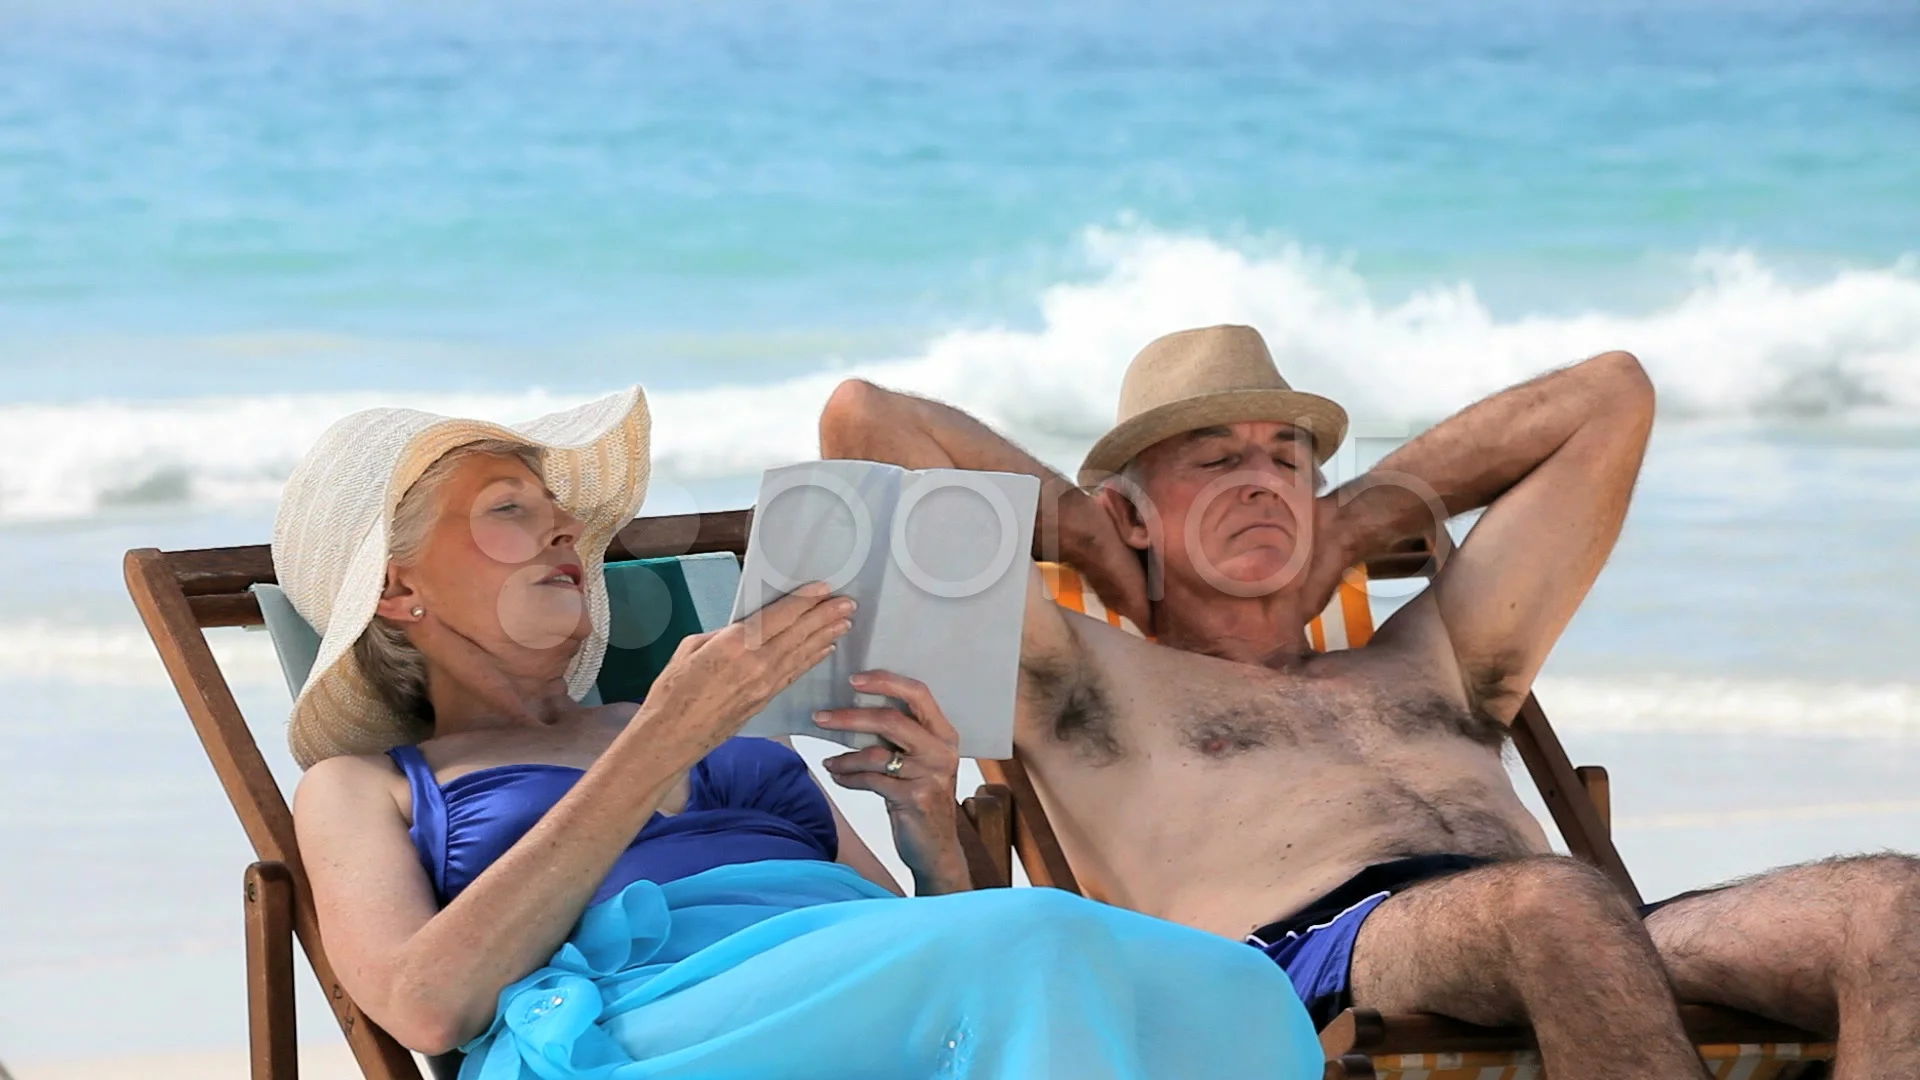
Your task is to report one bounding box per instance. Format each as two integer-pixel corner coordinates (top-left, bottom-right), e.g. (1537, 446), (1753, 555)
(1031, 633), (1507, 767)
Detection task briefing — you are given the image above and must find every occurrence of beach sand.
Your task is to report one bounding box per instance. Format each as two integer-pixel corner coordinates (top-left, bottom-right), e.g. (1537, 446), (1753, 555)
(5, 1044), (371, 1080)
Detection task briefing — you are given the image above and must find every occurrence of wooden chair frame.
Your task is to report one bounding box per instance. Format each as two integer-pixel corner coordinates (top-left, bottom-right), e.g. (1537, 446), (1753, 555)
(974, 549), (1834, 1078)
(125, 508), (1013, 1080)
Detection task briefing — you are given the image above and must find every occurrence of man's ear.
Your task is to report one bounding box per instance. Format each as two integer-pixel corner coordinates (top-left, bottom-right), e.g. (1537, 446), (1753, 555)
(373, 563), (424, 622)
(1094, 484), (1154, 552)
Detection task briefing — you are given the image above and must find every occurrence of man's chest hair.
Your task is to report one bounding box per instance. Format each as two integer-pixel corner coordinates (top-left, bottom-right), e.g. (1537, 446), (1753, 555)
(1023, 638), (1507, 767)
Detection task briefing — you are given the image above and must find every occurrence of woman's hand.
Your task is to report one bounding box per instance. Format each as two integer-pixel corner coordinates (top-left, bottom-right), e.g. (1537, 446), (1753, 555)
(816, 671), (970, 895)
(622, 583), (854, 771)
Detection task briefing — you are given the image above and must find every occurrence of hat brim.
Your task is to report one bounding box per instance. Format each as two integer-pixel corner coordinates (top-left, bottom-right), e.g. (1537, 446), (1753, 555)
(287, 388), (652, 769)
(1077, 388), (1348, 487)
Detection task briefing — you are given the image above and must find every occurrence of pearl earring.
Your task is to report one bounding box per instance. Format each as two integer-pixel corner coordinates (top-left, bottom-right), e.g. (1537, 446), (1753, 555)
(409, 606), (425, 618)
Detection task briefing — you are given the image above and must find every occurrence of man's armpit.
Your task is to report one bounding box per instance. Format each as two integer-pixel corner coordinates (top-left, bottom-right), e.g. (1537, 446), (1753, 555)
(1019, 561), (1078, 664)
(1019, 645), (1125, 766)
(1371, 588), (1525, 728)
(1460, 647), (1530, 726)
(1015, 566), (1126, 764)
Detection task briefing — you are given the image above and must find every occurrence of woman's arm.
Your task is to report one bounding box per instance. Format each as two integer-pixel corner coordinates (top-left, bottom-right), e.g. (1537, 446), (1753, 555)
(296, 586), (855, 1054)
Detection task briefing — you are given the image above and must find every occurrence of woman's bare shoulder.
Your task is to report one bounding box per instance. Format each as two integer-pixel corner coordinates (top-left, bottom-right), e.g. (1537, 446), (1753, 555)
(294, 751), (409, 823)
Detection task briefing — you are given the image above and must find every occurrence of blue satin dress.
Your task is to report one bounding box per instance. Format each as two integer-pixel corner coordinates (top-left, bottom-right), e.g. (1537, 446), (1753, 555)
(389, 738), (1321, 1079)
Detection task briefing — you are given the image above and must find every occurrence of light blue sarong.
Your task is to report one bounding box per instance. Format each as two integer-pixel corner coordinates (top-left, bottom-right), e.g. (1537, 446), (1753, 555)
(461, 860), (1320, 1079)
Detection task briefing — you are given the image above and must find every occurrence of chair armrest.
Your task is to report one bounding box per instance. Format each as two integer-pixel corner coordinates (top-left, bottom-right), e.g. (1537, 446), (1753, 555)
(244, 861), (299, 1080)
(1319, 1009), (1537, 1058)
(952, 780), (1013, 883)
(1675, 1003), (1828, 1047)
(1319, 1004), (1829, 1062)
(962, 784), (1014, 887)
(1575, 765), (1610, 834)
(976, 757), (1084, 895)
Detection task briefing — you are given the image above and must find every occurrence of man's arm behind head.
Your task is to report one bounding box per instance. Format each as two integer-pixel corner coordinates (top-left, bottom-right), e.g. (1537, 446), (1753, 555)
(1367, 350), (1657, 722)
(817, 378), (1099, 737)
(818, 378), (1150, 629)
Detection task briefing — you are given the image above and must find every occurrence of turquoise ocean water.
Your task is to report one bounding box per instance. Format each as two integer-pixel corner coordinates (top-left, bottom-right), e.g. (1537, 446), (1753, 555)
(1, 0), (1917, 1064)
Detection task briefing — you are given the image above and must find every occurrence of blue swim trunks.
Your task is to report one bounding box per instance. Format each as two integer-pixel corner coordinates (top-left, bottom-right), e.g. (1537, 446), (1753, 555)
(1245, 854), (1490, 1028)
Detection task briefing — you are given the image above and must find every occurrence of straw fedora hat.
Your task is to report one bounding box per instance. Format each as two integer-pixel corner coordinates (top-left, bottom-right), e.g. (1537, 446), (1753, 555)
(1078, 325), (1348, 487)
(272, 387), (651, 768)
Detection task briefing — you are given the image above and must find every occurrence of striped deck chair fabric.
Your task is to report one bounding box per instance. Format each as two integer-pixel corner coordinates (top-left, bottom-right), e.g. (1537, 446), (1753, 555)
(1036, 561), (1372, 647)
(1036, 562), (1832, 1080)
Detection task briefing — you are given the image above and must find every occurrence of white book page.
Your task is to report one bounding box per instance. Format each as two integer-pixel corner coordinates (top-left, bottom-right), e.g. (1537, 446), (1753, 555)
(731, 460), (1037, 758)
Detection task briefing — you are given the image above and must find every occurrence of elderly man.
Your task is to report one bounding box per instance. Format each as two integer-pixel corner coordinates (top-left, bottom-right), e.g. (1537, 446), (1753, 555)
(819, 325), (1918, 1080)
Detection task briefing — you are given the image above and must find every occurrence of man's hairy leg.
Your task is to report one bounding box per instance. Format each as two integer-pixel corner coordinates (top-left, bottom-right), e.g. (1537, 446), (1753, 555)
(1646, 854), (1920, 1080)
(1348, 856), (1706, 1080)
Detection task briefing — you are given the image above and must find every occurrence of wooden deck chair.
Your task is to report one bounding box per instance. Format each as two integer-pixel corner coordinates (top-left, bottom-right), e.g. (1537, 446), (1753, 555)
(984, 552), (1837, 1080)
(124, 508), (1013, 1080)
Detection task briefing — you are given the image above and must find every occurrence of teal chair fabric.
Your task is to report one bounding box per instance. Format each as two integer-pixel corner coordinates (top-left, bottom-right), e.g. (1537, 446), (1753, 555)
(596, 552), (741, 703)
(249, 552), (742, 710)
(251, 582), (321, 702)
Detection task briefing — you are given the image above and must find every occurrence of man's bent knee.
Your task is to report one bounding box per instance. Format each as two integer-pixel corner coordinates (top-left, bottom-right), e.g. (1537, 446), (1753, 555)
(1498, 856), (1639, 938)
(1829, 854), (1920, 967)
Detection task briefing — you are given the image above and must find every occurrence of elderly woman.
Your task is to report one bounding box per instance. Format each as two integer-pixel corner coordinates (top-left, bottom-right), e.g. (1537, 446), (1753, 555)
(280, 388), (1318, 1079)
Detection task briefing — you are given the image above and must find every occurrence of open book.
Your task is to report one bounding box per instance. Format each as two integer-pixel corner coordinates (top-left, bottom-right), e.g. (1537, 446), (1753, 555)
(730, 460), (1039, 759)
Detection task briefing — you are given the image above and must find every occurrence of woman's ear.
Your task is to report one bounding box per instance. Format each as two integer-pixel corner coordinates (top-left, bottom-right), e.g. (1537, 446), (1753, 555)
(373, 563), (424, 622)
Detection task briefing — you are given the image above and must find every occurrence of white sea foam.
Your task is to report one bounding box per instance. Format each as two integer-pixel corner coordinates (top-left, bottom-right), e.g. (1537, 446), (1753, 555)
(4, 619), (1915, 739)
(0, 622), (288, 689)
(4, 231), (1917, 524)
(1533, 675), (1920, 740)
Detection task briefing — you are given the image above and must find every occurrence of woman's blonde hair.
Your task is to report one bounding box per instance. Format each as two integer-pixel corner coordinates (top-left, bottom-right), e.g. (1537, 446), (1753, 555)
(351, 439), (546, 731)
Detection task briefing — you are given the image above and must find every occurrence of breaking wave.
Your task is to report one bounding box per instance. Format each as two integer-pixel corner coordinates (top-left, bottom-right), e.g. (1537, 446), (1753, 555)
(4, 230), (1917, 524)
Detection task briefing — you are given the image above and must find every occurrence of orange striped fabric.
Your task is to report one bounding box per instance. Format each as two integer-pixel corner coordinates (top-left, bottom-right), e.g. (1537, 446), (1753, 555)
(1036, 562), (1145, 636)
(1339, 568), (1374, 648)
(1037, 562), (1374, 648)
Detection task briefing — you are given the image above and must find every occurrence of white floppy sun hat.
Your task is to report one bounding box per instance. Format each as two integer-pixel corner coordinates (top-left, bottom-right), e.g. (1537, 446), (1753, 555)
(272, 387), (651, 769)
